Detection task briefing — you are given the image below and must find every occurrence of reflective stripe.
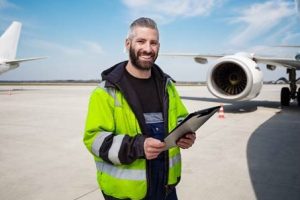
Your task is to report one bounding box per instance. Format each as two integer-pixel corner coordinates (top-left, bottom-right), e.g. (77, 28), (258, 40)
(98, 81), (121, 107)
(107, 88), (121, 107)
(144, 112), (163, 124)
(98, 81), (105, 88)
(169, 153), (181, 168)
(92, 132), (112, 156)
(108, 135), (124, 165)
(96, 161), (146, 181)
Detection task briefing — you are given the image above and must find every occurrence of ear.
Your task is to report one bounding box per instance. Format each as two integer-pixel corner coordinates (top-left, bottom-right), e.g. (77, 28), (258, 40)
(125, 38), (130, 52)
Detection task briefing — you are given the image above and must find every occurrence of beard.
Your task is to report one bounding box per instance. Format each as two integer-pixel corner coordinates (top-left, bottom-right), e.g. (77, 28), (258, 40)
(129, 46), (158, 71)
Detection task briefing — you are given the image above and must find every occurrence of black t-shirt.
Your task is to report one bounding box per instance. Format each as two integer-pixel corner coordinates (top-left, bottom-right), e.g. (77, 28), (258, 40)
(125, 69), (162, 113)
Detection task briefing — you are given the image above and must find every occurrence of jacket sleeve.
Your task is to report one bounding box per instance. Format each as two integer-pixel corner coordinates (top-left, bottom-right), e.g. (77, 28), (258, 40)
(83, 87), (146, 165)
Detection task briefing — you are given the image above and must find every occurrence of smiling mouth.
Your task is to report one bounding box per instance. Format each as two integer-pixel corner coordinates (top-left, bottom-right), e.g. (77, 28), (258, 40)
(139, 51), (155, 60)
(140, 55), (153, 61)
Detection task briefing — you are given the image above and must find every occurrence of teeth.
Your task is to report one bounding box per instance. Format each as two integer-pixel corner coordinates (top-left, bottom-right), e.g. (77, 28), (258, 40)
(141, 55), (152, 60)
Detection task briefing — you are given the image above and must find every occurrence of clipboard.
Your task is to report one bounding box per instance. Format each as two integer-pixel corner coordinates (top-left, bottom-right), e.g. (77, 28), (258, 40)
(163, 106), (220, 150)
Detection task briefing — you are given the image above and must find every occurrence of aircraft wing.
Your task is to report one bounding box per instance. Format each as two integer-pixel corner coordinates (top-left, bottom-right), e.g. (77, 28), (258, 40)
(4, 57), (47, 65)
(253, 56), (300, 70)
(160, 53), (224, 64)
(161, 53), (300, 69)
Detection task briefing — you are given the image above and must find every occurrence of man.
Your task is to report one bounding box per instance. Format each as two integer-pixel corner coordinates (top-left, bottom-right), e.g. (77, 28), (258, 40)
(83, 17), (196, 200)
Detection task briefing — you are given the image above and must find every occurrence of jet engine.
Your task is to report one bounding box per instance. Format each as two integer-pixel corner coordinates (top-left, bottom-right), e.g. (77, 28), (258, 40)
(207, 52), (263, 101)
(295, 53), (300, 61)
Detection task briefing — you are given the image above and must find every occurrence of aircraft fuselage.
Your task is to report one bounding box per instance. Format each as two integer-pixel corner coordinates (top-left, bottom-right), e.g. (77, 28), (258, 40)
(0, 62), (19, 75)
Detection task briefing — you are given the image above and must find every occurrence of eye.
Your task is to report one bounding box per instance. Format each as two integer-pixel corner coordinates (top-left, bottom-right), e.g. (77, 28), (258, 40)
(151, 41), (159, 47)
(136, 39), (145, 44)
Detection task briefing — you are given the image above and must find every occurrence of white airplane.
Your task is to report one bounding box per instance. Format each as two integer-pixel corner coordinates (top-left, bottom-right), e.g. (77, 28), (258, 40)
(0, 21), (46, 75)
(162, 50), (300, 106)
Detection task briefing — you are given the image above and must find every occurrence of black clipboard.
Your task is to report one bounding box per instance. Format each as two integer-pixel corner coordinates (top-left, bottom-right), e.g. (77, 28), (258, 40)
(163, 106), (220, 150)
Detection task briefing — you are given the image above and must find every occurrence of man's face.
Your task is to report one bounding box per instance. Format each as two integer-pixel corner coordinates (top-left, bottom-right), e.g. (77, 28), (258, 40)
(126, 27), (160, 71)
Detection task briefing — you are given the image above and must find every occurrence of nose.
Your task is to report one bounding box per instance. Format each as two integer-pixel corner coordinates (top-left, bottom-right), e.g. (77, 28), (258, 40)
(143, 42), (152, 53)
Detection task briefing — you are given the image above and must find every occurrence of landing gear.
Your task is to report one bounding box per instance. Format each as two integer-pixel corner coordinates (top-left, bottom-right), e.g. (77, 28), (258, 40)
(280, 68), (299, 106)
(297, 88), (300, 106)
(281, 87), (290, 106)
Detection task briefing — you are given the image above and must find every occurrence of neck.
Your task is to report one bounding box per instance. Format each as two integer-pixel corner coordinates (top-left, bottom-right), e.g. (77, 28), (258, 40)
(126, 61), (151, 79)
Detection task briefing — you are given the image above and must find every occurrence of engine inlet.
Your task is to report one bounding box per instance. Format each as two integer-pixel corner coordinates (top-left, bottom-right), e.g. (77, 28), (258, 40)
(212, 63), (247, 95)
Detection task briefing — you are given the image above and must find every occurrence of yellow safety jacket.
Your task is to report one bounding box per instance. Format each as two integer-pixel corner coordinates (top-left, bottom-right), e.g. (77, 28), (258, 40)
(83, 61), (188, 199)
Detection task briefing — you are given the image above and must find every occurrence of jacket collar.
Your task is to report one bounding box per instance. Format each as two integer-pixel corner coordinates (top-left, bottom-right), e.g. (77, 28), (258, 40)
(101, 60), (174, 89)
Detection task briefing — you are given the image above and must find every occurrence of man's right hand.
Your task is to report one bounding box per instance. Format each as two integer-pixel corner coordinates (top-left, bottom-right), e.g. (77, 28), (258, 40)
(144, 138), (166, 160)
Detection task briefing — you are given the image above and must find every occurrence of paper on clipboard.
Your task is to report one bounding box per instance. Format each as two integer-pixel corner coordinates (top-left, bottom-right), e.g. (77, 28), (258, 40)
(163, 106), (220, 150)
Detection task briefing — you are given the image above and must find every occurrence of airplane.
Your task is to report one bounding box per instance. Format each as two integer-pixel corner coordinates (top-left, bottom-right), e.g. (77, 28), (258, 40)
(0, 21), (46, 75)
(162, 50), (300, 107)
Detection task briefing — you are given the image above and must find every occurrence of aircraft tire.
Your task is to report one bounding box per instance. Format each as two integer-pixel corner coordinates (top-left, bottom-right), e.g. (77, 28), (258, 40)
(281, 87), (290, 106)
(297, 88), (300, 107)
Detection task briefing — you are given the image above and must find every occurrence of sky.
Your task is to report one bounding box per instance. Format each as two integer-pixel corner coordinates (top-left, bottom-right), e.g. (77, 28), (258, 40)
(0, 0), (299, 81)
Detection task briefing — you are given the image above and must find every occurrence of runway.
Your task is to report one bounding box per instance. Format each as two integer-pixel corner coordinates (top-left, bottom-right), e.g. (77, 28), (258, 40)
(0, 84), (299, 200)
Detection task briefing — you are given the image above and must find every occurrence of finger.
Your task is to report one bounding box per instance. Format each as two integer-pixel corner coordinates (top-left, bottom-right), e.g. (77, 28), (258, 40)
(146, 152), (159, 160)
(177, 142), (189, 149)
(185, 133), (196, 140)
(177, 138), (194, 149)
(145, 138), (165, 147)
(147, 144), (166, 153)
(146, 147), (162, 154)
(150, 141), (166, 148)
(178, 137), (194, 145)
(145, 144), (166, 154)
(177, 140), (190, 148)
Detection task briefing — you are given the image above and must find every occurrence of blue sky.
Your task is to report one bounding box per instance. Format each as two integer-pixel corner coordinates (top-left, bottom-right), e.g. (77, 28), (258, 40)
(0, 0), (299, 81)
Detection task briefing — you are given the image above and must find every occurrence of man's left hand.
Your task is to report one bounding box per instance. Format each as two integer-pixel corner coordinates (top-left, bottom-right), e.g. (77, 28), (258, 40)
(176, 132), (196, 149)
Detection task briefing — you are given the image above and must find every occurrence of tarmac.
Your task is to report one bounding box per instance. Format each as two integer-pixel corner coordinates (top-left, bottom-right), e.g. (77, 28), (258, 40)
(0, 84), (299, 200)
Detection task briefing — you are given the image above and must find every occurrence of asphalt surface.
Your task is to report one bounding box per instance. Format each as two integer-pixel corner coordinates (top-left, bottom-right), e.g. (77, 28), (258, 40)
(0, 84), (299, 200)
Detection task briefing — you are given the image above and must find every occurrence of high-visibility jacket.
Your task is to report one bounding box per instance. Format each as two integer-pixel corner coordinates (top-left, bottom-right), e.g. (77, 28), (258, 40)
(83, 61), (188, 200)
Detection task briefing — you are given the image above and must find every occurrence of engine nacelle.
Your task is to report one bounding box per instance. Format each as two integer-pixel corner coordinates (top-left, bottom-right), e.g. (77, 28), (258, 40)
(207, 52), (263, 101)
(295, 53), (300, 61)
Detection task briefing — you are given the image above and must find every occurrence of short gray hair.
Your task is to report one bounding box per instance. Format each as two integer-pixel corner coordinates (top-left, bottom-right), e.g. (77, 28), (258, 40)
(127, 17), (159, 39)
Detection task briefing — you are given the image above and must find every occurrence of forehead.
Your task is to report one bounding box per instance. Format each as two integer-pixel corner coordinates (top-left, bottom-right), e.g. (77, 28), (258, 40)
(131, 26), (159, 41)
